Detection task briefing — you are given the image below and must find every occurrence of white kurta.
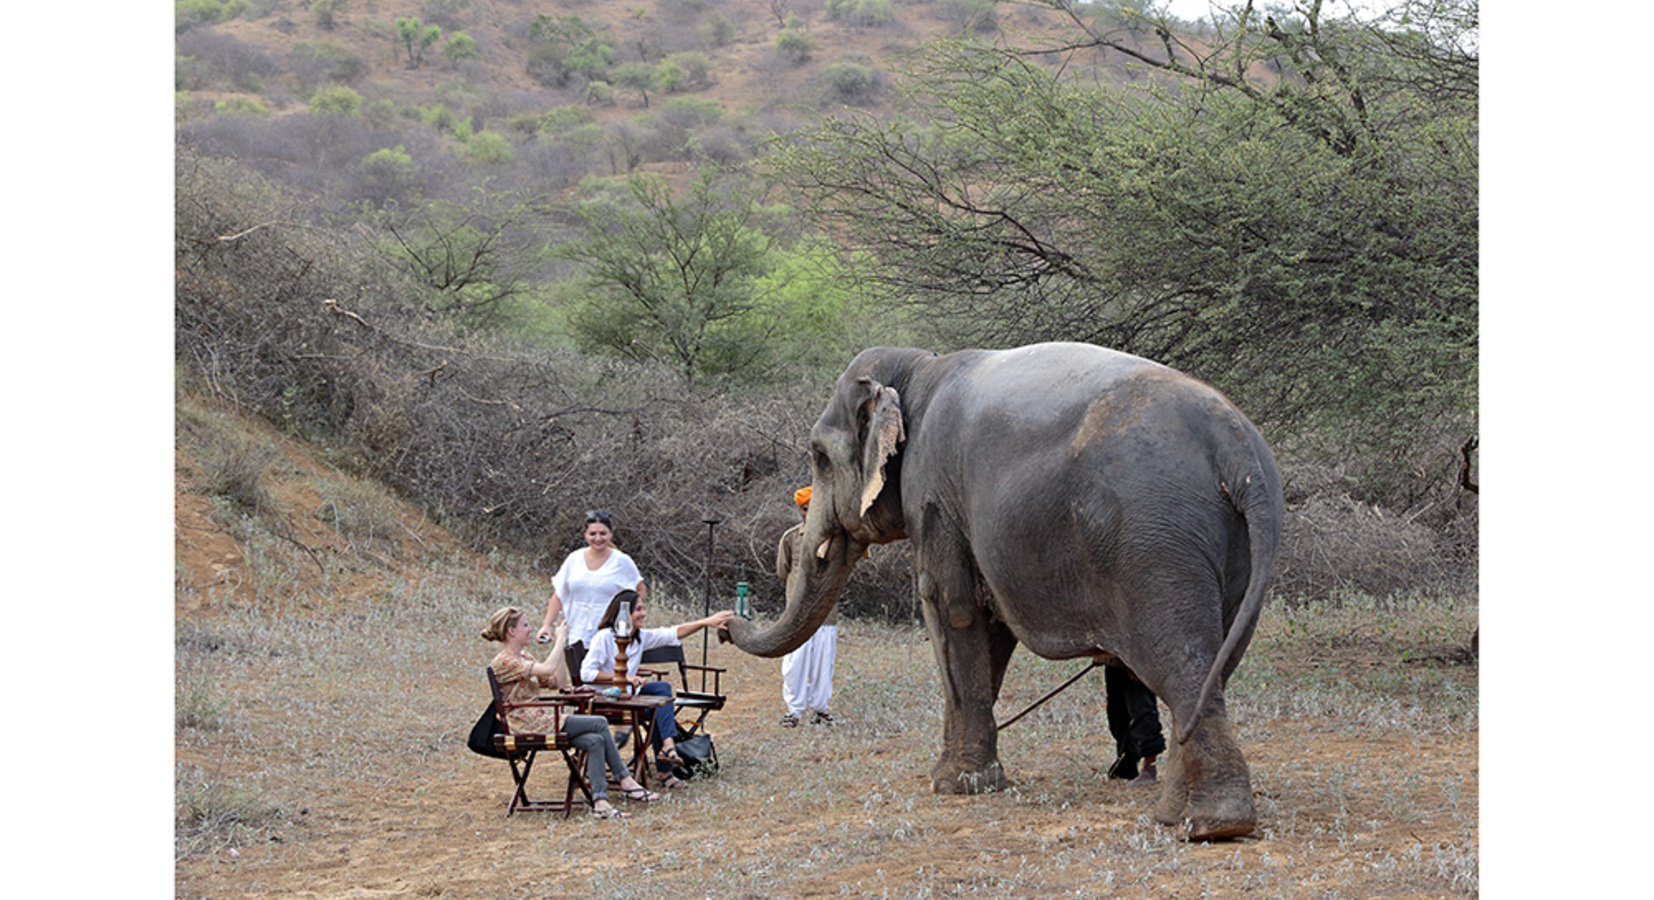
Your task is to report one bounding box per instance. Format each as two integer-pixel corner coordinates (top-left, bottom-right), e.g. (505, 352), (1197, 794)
(781, 626), (837, 716)
(776, 522), (838, 716)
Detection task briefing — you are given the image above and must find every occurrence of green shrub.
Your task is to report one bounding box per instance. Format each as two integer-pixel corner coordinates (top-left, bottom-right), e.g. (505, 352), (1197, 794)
(358, 146), (422, 205)
(312, 0), (339, 30)
(462, 130), (516, 166)
(665, 52), (712, 89)
(825, 0), (894, 27)
(309, 83), (363, 116)
(654, 59), (685, 94)
(821, 60), (879, 105)
(176, 0), (250, 33)
(444, 31), (481, 63)
(661, 96), (721, 126)
(291, 41), (365, 86)
(775, 29), (813, 65)
(502, 112), (544, 139)
(176, 0), (220, 31)
(702, 13), (736, 47)
(215, 96), (269, 116)
(526, 14), (615, 87)
(541, 104), (597, 132)
(421, 104), (456, 133)
(939, 0), (997, 34)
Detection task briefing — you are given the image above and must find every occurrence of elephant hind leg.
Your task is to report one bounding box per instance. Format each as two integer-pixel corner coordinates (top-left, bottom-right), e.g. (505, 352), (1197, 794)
(1152, 711), (1256, 840)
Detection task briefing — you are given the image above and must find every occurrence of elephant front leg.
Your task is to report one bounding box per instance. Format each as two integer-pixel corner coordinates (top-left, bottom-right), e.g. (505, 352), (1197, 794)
(917, 569), (1014, 794)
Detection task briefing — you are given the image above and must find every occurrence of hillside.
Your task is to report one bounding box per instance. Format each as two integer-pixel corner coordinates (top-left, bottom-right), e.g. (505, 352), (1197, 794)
(180, 0), (1099, 119)
(174, 0), (1180, 208)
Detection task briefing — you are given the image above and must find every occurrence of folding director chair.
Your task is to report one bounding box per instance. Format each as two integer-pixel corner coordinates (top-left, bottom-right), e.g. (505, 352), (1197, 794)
(637, 644), (727, 739)
(485, 668), (593, 817)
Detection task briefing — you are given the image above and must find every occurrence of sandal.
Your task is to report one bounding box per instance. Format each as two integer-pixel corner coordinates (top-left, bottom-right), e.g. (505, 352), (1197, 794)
(621, 785), (661, 803)
(660, 774), (691, 790)
(591, 800), (631, 819)
(657, 745), (685, 766)
(779, 713), (800, 728)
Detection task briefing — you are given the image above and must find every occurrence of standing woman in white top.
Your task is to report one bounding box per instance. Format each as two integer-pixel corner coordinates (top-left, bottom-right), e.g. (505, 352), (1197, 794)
(536, 509), (647, 679)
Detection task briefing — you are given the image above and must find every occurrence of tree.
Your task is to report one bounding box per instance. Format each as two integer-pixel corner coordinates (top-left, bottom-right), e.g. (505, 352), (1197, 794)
(371, 188), (543, 317)
(396, 16), (441, 68)
(609, 61), (660, 108)
(526, 14), (614, 87)
(557, 169), (788, 385)
(768, 0), (1477, 501)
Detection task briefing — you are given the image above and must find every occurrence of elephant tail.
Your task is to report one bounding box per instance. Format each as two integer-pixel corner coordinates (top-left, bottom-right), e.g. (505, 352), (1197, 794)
(1180, 451), (1283, 744)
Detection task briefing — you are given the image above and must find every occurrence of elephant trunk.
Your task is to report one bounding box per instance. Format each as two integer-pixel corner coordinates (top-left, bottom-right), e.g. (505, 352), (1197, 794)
(727, 528), (863, 658)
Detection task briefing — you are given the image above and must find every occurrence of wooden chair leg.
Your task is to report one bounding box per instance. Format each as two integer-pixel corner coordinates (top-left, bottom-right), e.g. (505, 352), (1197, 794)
(506, 751), (538, 817)
(560, 747), (593, 819)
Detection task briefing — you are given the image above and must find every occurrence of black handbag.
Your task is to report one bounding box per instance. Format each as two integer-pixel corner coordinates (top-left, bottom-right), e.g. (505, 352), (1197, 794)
(671, 731), (718, 779)
(467, 700), (510, 759)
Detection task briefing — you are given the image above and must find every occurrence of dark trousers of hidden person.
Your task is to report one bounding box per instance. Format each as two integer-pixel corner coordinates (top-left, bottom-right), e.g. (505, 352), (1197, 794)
(1105, 663), (1167, 780)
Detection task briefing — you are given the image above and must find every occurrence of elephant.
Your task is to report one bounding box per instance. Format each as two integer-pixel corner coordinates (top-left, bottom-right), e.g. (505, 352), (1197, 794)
(726, 342), (1284, 840)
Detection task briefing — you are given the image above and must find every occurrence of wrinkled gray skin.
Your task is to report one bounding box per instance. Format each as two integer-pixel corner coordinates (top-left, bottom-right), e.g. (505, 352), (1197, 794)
(727, 343), (1284, 840)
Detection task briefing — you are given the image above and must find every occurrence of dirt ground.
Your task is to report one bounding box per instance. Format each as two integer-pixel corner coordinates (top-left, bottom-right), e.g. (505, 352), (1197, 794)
(174, 649), (1476, 899)
(174, 613), (1477, 899)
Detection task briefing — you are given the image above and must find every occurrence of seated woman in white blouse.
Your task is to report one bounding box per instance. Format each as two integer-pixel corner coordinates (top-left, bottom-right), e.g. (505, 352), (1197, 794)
(580, 590), (734, 790)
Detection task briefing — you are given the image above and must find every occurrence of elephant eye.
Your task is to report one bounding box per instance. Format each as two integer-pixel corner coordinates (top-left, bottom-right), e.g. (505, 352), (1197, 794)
(812, 447), (830, 471)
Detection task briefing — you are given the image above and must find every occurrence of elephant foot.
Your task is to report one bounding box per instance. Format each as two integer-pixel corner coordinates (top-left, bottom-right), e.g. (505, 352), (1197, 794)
(1151, 716), (1257, 841)
(1152, 789), (1256, 840)
(1187, 814), (1256, 842)
(930, 759), (1008, 795)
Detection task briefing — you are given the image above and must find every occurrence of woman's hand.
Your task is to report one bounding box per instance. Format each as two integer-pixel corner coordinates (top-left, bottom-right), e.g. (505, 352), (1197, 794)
(538, 594), (564, 643)
(676, 609), (737, 641)
(554, 620), (569, 643)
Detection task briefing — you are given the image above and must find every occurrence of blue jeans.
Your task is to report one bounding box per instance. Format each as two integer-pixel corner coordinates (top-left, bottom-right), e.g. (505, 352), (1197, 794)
(638, 680), (679, 773)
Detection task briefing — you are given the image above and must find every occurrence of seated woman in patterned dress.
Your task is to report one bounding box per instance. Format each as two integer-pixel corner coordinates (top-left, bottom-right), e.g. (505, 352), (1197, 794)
(579, 590), (734, 790)
(483, 606), (660, 818)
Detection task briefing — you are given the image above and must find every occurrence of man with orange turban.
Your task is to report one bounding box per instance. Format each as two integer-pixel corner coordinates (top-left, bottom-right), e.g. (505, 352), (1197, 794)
(775, 486), (837, 727)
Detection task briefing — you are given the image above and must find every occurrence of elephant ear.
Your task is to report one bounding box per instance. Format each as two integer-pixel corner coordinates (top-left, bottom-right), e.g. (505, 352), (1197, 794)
(856, 377), (906, 517)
